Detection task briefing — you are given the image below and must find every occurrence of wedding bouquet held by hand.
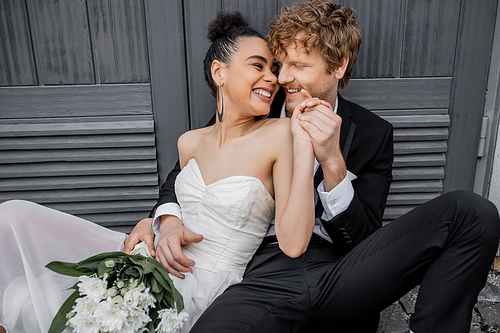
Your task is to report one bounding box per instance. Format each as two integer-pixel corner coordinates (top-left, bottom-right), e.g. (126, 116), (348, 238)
(46, 242), (188, 333)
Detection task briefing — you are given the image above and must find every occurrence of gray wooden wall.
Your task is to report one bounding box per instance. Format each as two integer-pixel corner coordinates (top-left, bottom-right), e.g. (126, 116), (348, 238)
(0, 0), (497, 230)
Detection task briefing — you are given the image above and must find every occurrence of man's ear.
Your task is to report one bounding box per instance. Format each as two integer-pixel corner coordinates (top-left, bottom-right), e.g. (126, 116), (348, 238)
(334, 57), (349, 80)
(211, 60), (226, 86)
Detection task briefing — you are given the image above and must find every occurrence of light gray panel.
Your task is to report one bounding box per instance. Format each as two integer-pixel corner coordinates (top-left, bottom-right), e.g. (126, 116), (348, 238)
(47, 200), (158, 215)
(393, 154), (446, 167)
(145, 0), (190, 184)
(0, 84), (152, 118)
(0, 0), (37, 86)
(27, 0), (94, 84)
(389, 180), (443, 193)
(183, 0), (221, 129)
(384, 206), (416, 220)
(402, 0), (460, 77)
(88, 0), (149, 83)
(382, 115), (450, 128)
(0, 120), (153, 137)
(393, 167), (445, 181)
(1, 187), (158, 203)
(0, 160), (157, 178)
(394, 141), (447, 155)
(0, 174), (158, 191)
(340, 0), (401, 78)
(75, 211), (152, 227)
(1, 147), (157, 164)
(393, 128), (449, 141)
(387, 193), (440, 205)
(0, 133), (156, 150)
(341, 78), (452, 110)
(222, 0), (278, 36)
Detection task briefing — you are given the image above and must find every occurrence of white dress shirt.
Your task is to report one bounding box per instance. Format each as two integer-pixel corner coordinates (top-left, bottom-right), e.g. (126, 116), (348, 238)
(153, 98), (356, 242)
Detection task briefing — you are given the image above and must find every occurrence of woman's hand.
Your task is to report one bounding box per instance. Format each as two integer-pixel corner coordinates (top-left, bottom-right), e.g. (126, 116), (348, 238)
(124, 217), (156, 256)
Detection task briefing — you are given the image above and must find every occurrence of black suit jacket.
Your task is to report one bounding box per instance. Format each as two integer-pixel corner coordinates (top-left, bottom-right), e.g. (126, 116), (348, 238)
(151, 87), (393, 257)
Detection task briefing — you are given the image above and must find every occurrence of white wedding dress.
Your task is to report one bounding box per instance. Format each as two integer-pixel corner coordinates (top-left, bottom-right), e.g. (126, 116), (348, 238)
(0, 158), (274, 333)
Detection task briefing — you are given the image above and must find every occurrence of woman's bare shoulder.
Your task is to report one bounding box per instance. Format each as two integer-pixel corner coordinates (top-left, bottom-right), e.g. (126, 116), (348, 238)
(260, 118), (292, 140)
(178, 127), (212, 164)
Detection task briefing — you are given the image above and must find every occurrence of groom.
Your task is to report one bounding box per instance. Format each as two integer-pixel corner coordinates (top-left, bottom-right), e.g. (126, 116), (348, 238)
(125, 1), (500, 332)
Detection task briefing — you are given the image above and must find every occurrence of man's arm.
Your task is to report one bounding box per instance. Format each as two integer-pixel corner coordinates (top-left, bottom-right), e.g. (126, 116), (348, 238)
(320, 123), (393, 253)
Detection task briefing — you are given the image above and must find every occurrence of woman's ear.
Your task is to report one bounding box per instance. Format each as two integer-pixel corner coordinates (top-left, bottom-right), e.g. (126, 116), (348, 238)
(211, 60), (227, 86)
(334, 57), (349, 80)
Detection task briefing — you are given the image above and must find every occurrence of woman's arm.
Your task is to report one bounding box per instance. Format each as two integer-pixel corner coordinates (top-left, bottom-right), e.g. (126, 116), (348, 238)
(272, 115), (316, 258)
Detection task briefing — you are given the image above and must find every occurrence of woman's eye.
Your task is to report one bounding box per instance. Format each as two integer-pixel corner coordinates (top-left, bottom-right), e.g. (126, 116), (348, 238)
(253, 63), (263, 69)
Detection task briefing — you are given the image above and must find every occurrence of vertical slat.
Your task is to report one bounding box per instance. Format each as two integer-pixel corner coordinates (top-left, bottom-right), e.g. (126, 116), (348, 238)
(401, 0), (461, 77)
(444, 0), (498, 192)
(145, 0), (190, 184)
(222, 0), (278, 36)
(0, 0), (37, 86)
(341, 0), (401, 78)
(88, 0), (149, 84)
(183, 0), (222, 129)
(27, 0), (94, 84)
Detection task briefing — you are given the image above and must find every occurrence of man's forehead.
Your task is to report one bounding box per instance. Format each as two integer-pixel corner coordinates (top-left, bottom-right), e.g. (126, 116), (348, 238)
(275, 39), (310, 62)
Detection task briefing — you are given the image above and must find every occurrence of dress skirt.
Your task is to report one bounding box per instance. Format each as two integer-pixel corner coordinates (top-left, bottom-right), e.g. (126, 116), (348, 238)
(0, 200), (127, 333)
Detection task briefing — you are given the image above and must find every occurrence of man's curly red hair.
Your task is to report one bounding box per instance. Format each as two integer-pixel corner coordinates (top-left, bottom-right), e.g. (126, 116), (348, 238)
(267, 0), (362, 89)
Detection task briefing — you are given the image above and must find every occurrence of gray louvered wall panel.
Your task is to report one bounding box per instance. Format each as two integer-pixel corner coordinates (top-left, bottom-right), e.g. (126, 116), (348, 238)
(0, 85), (158, 232)
(342, 78), (451, 221)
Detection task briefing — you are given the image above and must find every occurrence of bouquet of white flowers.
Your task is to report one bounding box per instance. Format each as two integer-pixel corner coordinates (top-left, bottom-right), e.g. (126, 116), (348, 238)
(46, 242), (188, 333)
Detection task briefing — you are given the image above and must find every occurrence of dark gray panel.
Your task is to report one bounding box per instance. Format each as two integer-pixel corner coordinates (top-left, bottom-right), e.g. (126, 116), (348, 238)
(402, 0), (460, 77)
(0, 84), (152, 118)
(145, 0), (190, 184)
(444, 0), (498, 192)
(222, 0), (278, 36)
(183, 0), (221, 129)
(341, 78), (452, 110)
(88, 0), (149, 84)
(27, 0), (94, 84)
(340, 0), (401, 78)
(0, 0), (37, 86)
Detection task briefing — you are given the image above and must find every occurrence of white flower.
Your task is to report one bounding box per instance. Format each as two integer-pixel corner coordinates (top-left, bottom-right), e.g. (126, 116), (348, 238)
(67, 309), (100, 333)
(130, 241), (153, 258)
(77, 275), (107, 303)
(105, 286), (118, 298)
(126, 307), (152, 331)
(155, 308), (189, 333)
(73, 295), (98, 314)
(94, 297), (128, 332)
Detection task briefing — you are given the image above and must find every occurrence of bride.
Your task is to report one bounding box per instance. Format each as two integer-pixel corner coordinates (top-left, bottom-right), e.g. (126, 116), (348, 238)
(0, 12), (317, 333)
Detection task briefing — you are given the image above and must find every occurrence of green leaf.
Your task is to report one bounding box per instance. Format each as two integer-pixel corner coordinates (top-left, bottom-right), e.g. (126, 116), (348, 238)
(48, 289), (80, 333)
(129, 256), (156, 274)
(45, 261), (83, 277)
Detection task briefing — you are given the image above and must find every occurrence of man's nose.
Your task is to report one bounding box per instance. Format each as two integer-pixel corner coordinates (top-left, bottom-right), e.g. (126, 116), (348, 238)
(278, 66), (292, 85)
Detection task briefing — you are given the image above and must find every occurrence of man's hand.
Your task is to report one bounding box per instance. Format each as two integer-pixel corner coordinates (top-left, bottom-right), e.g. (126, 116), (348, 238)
(296, 90), (347, 191)
(123, 217), (156, 256)
(156, 215), (204, 278)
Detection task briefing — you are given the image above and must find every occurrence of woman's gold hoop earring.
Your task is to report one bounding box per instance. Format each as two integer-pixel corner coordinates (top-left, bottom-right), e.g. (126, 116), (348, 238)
(217, 85), (224, 122)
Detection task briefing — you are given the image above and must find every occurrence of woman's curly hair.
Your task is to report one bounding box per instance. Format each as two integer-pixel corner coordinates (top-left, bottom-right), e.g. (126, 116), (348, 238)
(267, 0), (361, 89)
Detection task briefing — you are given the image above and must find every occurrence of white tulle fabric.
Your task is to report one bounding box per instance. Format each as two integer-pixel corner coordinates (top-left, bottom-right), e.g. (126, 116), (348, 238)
(0, 200), (127, 333)
(172, 159), (274, 331)
(0, 158), (274, 333)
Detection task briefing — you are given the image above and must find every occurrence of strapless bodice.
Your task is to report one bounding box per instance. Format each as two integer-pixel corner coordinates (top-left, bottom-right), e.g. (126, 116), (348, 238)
(175, 158), (275, 275)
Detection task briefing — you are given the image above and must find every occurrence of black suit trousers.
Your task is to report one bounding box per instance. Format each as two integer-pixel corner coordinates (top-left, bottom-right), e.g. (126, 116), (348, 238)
(190, 191), (500, 333)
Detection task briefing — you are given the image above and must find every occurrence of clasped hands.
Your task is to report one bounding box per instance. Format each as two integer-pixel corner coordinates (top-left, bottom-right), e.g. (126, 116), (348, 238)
(124, 92), (343, 277)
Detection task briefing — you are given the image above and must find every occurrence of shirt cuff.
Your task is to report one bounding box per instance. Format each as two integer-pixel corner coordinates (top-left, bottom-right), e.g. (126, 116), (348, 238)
(317, 171), (357, 221)
(152, 203), (182, 237)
